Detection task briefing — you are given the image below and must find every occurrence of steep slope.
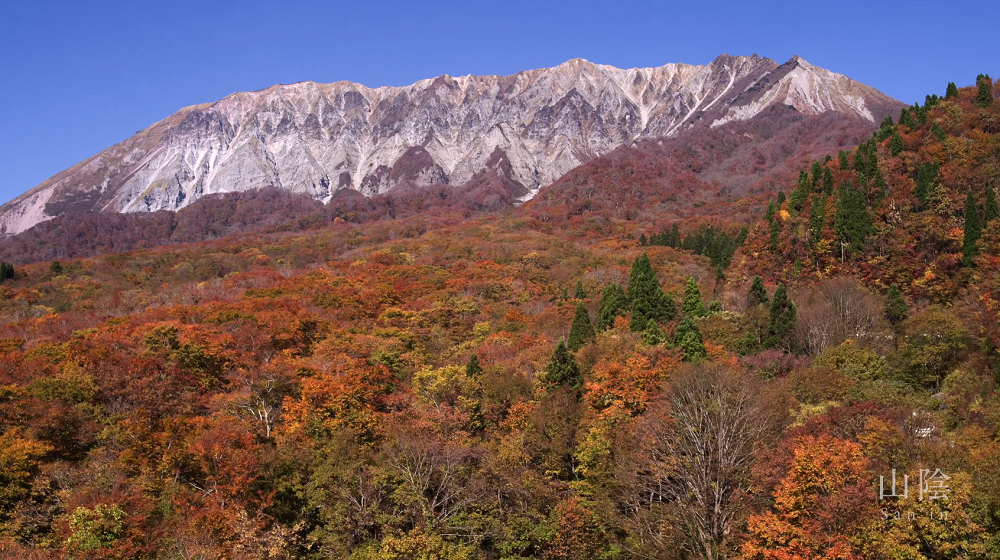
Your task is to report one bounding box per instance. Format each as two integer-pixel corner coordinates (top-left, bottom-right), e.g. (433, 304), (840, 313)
(0, 55), (902, 235)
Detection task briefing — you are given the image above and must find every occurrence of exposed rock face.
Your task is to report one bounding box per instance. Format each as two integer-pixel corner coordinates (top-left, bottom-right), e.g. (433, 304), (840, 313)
(0, 54), (902, 234)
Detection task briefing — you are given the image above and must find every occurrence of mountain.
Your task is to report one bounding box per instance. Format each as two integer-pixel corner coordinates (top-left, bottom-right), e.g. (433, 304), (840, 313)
(0, 54), (902, 235)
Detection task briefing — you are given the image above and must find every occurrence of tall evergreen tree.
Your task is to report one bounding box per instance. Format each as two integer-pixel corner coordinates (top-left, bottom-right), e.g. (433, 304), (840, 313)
(667, 224), (682, 248)
(597, 284), (629, 331)
(946, 82), (959, 99)
(673, 317), (706, 362)
(466, 354), (483, 378)
(769, 219), (781, 251)
(766, 284), (796, 349)
(765, 200), (776, 223)
(574, 280), (587, 300)
(682, 277), (707, 318)
(898, 107), (914, 128)
(822, 167), (834, 195)
(639, 233), (648, 246)
(777, 191), (786, 205)
(542, 339), (582, 389)
(915, 162), (939, 208)
(567, 302), (596, 351)
(50, 261), (63, 275)
(627, 254), (676, 331)
(0, 262), (13, 282)
(838, 150), (849, 170)
(834, 181), (871, 258)
(810, 161), (824, 189)
(809, 194), (826, 244)
(877, 116), (895, 141)
(890, 129), (904, 156)
(985, 186), (999, 225)
(978, 77), (994, 107)
(642, 318), (666, 346)
(964, 188), (983, 266)
(885, 285), (908, 327)
(747, 276), (769, 308)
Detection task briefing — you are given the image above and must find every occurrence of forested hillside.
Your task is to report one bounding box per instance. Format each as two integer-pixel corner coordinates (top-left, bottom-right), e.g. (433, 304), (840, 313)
(0, 77), (997, 559)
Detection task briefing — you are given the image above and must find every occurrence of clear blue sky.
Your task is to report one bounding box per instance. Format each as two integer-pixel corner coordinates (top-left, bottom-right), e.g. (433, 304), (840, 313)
(2, 0), (997, 205)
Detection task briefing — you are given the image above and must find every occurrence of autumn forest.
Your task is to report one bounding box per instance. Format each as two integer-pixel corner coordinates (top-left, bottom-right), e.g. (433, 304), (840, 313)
(1, 78), (999, 560)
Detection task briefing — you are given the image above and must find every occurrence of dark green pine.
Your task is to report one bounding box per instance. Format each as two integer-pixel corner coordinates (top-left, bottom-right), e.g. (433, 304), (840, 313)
(627, 253), (676, 331)
(682, 277), (707, 318)
(597, 284), (628, 331)
(822, 167), (834, 195)
(946, 82), (959, 99)
(964, 188), (983, 267)
(769, 219), (781, 251)
(673, 317), (706, 362)
(642, 318), (666, 346)
(898, 107), (914, 128)
(890, 130), (904, 156)
(985, 186), (999, 225)
(747, 276), (769, 308)
(466, 354), (483, 378)
(574, 280), (587, 300)
(766, 284), (796, 349)
(885, 285), (908, 327)
(567, 302), (596, 351)
(977, 77), (994, 108)
(809, 194), (826, 244)
(542, 338), (582, 389)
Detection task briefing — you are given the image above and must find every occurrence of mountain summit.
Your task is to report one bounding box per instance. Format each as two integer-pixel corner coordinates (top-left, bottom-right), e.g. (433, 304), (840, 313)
(0, 55), (901, 234)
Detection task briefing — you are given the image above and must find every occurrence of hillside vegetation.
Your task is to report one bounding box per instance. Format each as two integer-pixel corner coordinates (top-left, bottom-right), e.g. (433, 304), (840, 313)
(0, 77), (997, 559)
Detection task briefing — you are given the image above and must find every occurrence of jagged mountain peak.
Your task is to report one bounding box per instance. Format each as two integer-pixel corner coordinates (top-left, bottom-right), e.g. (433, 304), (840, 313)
(0, 55), (903, 235)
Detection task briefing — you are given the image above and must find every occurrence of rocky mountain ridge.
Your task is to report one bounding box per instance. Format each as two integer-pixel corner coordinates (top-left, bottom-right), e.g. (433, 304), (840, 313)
(0, 54), (902, 234)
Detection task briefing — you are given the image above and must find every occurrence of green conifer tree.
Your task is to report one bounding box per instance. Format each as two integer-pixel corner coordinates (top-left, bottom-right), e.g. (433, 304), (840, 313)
(568, 302), (596, 351)
(839, 150), (849, 170)
(766, 284), (796, 349)
(747, 276), (769, 307)
(915, 162), (939, 208)
(931, 122), (946, 142)
(627, 254), (676, 331)
(964, 188), (983, 266)
(466, 354), (483, 378)
(822, 167), (834, 195)
(811, 161), (824, 189)
(50, 261), (63, 275)
(639, 233), (648, 246)
(977, 77), (994, 108)
(890, 130), (904, 156)
(574, 280), (587, 300)
(642, 319), (666, 346)
(809, 194), (826, 244)
(834, 181), (871, 257)
(673, 317), (706, 361)
(765, 200), (776, 223)
(985, 186), (999, 225)
(898, 107), (914, 128)
(946, 82), (959, 99)
(682, 277), (707, 317)
(769, 219), (781, 251)
(877, 116), (895, 141)
(0, 262), (13, 282)
(542, 339), (582, 389)
(885, 285), (908, 327)
(777, 191), (786, 205)
(597, 284), (628, 331)
(789, 186), (808, 213)
(668, 224), (682, 247)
